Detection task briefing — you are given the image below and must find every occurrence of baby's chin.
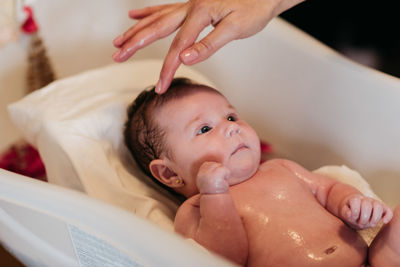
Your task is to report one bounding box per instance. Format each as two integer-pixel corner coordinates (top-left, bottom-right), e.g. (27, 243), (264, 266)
(227, 162), (259, 185)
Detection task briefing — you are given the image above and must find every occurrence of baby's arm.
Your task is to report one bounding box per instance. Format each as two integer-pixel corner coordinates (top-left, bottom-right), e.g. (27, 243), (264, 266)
(273, 159), (393, 230)
(174, 162), (248, 265)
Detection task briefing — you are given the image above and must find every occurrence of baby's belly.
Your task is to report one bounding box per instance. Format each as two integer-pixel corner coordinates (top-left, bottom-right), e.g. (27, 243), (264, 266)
(243, 205), (367, 267)
(231, 170), (367, 266)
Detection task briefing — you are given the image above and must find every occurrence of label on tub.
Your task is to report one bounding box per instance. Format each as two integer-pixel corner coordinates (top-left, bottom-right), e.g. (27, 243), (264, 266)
(68, 225), (145, 267)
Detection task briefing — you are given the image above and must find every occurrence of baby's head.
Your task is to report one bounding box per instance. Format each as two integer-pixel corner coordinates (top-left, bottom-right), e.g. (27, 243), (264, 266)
(124, 78), (261, 198)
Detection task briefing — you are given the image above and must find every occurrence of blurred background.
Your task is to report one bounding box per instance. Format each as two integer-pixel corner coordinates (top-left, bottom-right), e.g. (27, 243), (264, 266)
(280, 1), (400, 78)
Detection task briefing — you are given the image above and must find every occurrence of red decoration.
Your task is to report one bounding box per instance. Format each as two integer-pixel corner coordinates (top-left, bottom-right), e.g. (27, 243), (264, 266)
(21, 6), (38, 34)
(0, 143), (46, 181)
(0, 5), (50, 181)
(260, 141), (273, 163)
(260, 141), (272, 154)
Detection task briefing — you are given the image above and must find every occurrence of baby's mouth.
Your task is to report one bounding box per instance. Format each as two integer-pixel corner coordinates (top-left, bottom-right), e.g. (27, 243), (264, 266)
(231, 143), (248, 155)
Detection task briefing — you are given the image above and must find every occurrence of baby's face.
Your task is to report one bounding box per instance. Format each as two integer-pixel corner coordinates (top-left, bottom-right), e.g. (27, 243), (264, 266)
(155, 90), (261, 196)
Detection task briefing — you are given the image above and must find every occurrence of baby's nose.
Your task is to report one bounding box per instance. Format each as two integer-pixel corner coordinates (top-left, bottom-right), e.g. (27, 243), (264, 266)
(225, 123), (241, 138)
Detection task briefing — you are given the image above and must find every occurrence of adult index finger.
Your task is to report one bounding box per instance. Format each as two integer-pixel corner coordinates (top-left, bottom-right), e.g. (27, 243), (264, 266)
(156, 7), (219, 93)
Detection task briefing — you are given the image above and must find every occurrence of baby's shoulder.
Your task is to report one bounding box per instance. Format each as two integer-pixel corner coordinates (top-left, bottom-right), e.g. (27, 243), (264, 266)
(258, 158), (287, 172)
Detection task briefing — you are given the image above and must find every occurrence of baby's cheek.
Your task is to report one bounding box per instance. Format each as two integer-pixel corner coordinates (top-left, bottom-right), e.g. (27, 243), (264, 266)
(242, 124), (260, 145)
(189, 152), (225, 178)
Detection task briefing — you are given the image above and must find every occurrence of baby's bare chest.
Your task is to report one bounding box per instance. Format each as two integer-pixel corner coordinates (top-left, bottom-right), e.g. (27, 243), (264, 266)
(229, 166), (366, 266)
(231, 169), (322, 228)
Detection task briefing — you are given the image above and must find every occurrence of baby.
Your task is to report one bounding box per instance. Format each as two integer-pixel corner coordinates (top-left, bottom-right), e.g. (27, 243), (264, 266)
(124, 78), (400, 266)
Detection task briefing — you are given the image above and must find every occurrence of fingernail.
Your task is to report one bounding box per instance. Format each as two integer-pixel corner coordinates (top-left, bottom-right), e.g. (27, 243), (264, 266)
(181, 48), (199, 64)
(112, 50), (121, 60)
(114, 35), (124, 45)
(156, 79), (162, 94)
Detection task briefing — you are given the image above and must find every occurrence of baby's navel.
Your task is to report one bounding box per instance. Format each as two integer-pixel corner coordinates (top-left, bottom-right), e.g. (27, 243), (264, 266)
(324, 245), (338, 255)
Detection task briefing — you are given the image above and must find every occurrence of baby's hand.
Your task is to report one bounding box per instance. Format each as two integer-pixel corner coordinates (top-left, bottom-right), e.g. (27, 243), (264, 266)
(341, 195), (393, 230)
(196, 162), (230, 194)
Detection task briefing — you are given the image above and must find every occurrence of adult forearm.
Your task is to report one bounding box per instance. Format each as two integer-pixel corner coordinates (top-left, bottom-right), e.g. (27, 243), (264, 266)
(272, 0), (306, 17)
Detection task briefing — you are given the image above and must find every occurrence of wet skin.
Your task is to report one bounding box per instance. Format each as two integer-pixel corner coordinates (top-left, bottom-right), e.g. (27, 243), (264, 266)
(150, 90), (391, 266)
(226, 160), (367, 266)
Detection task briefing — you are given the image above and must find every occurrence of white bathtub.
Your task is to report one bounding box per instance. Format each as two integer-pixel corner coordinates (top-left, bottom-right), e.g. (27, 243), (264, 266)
(1, 0), (399, 266)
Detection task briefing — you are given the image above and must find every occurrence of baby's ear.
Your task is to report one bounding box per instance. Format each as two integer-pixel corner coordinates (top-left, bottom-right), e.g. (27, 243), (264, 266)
(149, 159), (184, 188)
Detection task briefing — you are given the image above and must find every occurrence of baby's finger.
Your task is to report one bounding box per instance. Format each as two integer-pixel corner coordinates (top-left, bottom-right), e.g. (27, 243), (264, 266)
(348, 197), (361, 221)
(382, 206), (393, 224)
(358, 198), (373, 226)
(197, 162), (230, 194)
(198, 161), (220, 173)
(370, 201), (383, 226)
(214, 165), (231, 180)
(341, 204), (353, 221)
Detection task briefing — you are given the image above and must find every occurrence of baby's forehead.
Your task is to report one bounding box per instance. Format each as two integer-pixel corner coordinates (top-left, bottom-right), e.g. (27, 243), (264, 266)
(157, 87), (226, 108)
(154, 89), (231, 122)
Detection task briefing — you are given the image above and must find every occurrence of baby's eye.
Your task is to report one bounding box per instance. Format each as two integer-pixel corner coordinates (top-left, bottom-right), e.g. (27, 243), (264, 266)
(227, 115), (237, 122)
(197, 125), (212, 135)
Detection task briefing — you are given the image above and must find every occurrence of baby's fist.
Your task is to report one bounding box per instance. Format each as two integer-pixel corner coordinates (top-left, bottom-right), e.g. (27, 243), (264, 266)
(196, 162), (230, 194)
(341, 195), (393, 230)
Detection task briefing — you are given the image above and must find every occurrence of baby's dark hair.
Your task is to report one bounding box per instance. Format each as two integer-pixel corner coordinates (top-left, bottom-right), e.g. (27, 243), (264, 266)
(124, 77), (220, 194)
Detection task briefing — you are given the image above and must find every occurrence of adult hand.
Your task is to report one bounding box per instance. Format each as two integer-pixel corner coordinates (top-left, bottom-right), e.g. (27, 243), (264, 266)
(112, 0), (304, 93)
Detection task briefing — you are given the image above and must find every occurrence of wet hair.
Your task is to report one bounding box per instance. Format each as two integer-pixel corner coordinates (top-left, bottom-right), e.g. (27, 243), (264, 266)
(123, 77), (220, 195)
